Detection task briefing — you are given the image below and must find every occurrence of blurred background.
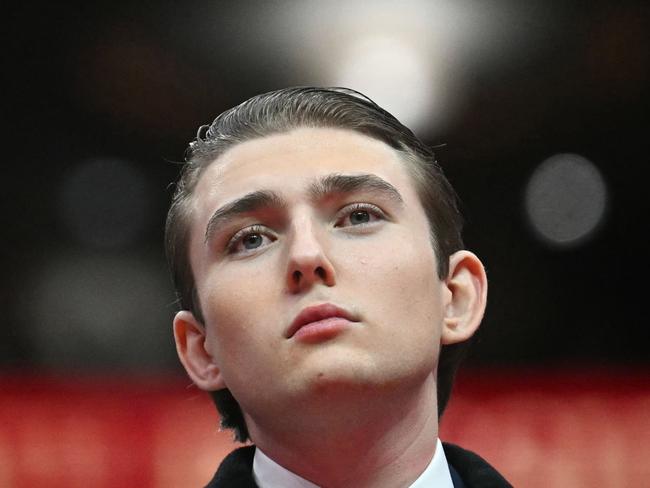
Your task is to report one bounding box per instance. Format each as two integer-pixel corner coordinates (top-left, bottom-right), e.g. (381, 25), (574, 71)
(3, 0), (649, 486)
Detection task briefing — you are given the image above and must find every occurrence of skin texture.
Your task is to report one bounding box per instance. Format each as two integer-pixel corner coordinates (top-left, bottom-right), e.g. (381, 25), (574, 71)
(174, 127), (487, 487)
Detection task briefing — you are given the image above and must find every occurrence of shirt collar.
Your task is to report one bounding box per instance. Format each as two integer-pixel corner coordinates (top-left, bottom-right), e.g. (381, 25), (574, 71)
(252, 438), (454, 488)
(253, 447), (319, 488)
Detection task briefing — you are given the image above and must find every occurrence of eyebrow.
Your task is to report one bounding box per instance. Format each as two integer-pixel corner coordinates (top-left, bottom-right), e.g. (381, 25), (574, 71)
(204, 173), (404, 244)
(204, 190), (286, 244)
(308, 173), (404, 204)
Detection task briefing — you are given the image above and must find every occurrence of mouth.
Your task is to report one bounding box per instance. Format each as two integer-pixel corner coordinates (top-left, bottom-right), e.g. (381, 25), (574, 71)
(286, 303), (359, 339)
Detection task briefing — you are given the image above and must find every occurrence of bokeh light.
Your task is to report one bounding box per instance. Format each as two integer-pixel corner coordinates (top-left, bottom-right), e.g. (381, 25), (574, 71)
(524, 153), (608, 248)
(26, 253), (174, 369)
(332, 36), (437, 131)
(59, 158), (153, 249)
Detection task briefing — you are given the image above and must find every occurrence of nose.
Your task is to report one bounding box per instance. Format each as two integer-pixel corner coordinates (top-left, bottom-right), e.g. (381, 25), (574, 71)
(285, 217), (336, 293)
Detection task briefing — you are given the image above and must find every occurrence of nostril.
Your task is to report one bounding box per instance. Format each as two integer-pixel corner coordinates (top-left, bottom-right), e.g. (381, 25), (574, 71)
(315, 267), (326, 279)
(293, 270), (302, 283)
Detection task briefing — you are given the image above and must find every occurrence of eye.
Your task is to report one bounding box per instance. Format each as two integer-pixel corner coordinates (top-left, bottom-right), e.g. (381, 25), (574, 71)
(227, 225), (275, 255)
(335, 203), (386, 228)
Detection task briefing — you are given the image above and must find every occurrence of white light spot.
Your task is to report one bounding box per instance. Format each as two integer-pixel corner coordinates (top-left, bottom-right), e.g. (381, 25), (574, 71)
(332, 36), (436, 130)
(525, 153), (608, 247)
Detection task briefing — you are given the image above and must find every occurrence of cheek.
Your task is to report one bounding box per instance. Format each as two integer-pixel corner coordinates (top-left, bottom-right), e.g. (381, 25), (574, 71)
(336, 235), (444, 379)
(340, 235), (442, 329)
(198, 263), (280, 354)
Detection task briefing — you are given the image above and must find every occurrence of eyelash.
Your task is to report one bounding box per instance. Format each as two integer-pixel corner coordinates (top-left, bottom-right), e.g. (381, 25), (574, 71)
(226, 224), (273, 255)
(334, 202), (386, 227)
(225, 203), (387, 255)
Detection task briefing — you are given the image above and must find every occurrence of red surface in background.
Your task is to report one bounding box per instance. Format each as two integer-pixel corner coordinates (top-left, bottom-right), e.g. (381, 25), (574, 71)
(1, 368), (648, 487)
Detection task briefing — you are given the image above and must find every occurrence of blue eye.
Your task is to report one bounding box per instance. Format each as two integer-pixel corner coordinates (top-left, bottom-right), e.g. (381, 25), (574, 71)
(227, 225), (275, 254)
(242, 233), (263, 249)
(336, 203), (385, 228)
(349, 210), (371, 225)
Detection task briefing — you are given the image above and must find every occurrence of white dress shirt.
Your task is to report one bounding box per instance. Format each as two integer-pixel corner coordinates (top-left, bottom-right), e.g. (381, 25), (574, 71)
(253, 438), (454, 488)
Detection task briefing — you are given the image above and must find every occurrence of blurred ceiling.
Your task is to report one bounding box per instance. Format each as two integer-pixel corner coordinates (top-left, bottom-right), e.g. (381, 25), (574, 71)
(3, 0), (648, 369)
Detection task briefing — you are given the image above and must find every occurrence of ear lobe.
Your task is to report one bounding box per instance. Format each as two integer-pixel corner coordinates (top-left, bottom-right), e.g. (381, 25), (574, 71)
(173, 310), (227, 391)
(441, 250), (488, 345)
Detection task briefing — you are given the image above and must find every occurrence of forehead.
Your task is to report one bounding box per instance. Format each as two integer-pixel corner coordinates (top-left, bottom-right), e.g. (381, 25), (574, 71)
(191, 127), (419, 215)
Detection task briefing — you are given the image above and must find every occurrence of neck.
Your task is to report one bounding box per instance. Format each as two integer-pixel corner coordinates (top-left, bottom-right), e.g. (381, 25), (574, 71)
(246, 375), (439, 488)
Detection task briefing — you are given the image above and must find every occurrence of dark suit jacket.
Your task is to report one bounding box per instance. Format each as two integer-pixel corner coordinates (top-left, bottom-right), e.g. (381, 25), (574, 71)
(205, 442), (512, 487)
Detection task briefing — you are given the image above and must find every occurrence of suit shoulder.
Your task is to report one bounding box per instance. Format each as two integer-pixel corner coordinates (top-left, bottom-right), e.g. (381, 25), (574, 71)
(442, 442), (513, 488)
(205, 445), (257, 488)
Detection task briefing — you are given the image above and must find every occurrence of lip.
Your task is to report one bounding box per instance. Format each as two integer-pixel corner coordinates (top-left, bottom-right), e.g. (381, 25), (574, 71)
(286, 303), (358, 339)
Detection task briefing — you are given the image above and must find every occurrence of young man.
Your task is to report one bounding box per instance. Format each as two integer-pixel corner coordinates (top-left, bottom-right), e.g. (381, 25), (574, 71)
(166, 87), (511, 487)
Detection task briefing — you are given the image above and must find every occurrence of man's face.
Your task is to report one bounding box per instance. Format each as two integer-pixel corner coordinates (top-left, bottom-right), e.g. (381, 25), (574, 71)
(185, 127), (450, 420)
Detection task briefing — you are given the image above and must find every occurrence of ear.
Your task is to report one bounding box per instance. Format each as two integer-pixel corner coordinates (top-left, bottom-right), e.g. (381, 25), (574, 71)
(173, 310), (227, 391)
(441, 250), (488, 345)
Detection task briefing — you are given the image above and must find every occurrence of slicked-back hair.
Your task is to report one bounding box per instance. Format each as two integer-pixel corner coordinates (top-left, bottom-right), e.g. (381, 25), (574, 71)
(166, 87), (470, 442)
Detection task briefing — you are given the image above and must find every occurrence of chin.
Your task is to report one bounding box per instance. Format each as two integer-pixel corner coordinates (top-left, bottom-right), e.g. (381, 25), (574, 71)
(298, 358), (408, 397)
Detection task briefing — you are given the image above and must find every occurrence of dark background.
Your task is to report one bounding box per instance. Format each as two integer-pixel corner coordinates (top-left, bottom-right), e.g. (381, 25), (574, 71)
(4, 0), (648, 375)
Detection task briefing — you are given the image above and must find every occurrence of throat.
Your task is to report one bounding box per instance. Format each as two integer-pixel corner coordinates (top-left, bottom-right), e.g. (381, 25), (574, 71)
(246, 378), (440, 488)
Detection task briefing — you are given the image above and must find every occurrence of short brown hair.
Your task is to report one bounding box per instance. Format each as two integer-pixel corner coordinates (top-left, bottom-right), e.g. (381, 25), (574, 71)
(166, 87), (469, 442)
